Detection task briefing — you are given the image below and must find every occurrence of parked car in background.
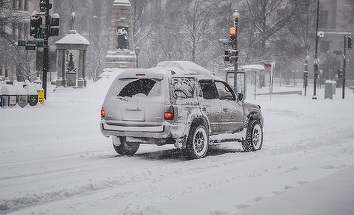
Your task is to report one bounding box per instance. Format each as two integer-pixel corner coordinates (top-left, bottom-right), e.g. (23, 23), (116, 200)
(100, 61), (263, 159)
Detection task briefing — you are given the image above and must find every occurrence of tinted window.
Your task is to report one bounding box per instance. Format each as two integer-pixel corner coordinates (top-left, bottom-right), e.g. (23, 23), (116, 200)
(118, 78), (161, 97)
(215, 81), (235, 100)
(199, 81), (217, 99)
(172, 77), (195, 99)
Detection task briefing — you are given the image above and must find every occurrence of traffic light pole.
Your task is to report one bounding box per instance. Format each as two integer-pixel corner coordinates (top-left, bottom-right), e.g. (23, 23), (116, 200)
(232, 11), (240, 95)
(233, 21), (238, 95)
(42, 0), (50, 99)
(342, 35), (347, 99)
(313, 0), (320, 100)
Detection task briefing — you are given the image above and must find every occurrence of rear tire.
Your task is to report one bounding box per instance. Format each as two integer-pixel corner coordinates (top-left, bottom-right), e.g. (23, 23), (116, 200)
(183, 124), (209, 159)
(242, 120), (263, 152)
(113, 136), (140, 156)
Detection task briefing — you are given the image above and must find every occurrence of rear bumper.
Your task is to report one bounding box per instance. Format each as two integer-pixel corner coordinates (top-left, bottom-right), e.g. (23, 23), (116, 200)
(100, 121), (173, 139)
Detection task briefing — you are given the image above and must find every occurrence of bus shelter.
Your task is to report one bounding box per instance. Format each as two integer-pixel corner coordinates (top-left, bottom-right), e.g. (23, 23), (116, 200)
(224, 64), (265, 100)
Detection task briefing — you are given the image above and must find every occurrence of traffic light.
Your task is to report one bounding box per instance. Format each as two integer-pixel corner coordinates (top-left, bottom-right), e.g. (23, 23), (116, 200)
(304, 63), (308, 72)
(303, 71), (308, 79)
(39, 0), (52, 12)
(314, 63), (319, 79)
(347, 36), (352, 50)
(224, 50), (231, 62)
(229, 27), (237, 46)
(314, 63), (319, 73)
(338, 69), (343, 78)
(30, 13), (42, 38)
(50, 13), (60, 36)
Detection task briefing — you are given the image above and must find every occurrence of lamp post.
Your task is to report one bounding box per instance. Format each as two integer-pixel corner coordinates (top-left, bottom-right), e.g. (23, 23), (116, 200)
(304, 55), (309, 96)
(135, 46), (140, 68)
(313, 0), (320, 99)
(232, 10), (240, 95)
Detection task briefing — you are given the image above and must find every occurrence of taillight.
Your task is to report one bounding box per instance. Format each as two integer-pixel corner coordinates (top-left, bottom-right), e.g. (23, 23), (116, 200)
(164, 112), (174, 120)
(164, 106), (174, 120)
(101, 109), (105, 118)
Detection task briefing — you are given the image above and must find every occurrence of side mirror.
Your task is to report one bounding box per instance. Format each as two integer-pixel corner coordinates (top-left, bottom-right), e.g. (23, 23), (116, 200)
(237, 93), (244, 102)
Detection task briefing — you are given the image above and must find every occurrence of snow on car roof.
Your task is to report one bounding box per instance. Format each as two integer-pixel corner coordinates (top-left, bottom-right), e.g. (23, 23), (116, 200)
(156, 61), (214, 76)
(116, 61), (215, 80)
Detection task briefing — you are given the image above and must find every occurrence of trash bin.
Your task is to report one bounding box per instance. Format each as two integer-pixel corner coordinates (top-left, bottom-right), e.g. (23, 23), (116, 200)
(14, 81), (29, 108)
(34, 83), (45, 104)
(324, 80), (336, 99)
(24, 81), (38, 106)
(1, 85), (17, 107)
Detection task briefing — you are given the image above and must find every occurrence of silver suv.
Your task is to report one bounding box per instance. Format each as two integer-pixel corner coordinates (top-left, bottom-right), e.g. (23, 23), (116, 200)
(100, 61), (263, 159)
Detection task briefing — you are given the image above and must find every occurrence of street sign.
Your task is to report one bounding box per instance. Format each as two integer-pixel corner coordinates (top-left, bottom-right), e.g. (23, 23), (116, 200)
(25, 45), (36, 50)
(218, 39), (231, 45)
(18, 40), (44, 47)
(333, 50), (342, 55)
(18, 40), (26, 46)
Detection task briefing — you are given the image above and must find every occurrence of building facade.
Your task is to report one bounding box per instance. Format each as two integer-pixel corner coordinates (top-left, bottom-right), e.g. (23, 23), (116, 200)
(318, 0), (354, 81)
(0, 0), (56, 82)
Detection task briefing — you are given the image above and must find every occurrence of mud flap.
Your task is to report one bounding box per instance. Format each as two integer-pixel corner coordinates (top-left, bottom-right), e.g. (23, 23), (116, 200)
(112, 136), (122, 146)
(174, 135), (187, 149)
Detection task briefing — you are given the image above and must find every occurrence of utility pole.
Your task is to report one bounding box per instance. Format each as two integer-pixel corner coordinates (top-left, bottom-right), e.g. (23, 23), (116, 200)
(232, 11), (240, 95)
(313, 0), (320, 100)
(303, 55), (309, 96)
(42, 0), (50, 99)
(342, 35), (352, 99)
(36, 0), (59, 99)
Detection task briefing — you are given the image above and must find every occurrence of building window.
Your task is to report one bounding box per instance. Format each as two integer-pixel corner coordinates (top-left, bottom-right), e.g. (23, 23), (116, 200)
(319, 10), (328, 29)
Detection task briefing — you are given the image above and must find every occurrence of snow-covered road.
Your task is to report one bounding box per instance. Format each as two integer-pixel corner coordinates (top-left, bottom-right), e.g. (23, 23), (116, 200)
(1, 77), (354, 215)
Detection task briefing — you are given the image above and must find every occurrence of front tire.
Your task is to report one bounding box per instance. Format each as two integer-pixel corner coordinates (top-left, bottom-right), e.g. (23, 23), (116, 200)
(242, 120), (263, 152)
(113, 136), (140, 156)
(183, 124), (209, 159)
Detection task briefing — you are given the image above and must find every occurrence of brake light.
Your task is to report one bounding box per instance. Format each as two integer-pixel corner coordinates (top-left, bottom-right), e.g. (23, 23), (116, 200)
(164, 106), (175, 120)
(101, 109), (105, 118)
(164, 112), (174, 120)
(136, 73), (145, 76)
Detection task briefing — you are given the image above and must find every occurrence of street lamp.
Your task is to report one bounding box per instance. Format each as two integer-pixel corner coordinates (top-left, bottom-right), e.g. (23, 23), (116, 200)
(304, 55), (309, 96)
(232, 10), (240, 95)
(313, 0), (320, 99)
(135, 47), (140, 68)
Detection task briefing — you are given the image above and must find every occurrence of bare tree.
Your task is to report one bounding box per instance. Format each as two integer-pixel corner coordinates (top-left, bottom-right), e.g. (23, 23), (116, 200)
(0, 0), (38, 81)
(240, 0), (309, 61)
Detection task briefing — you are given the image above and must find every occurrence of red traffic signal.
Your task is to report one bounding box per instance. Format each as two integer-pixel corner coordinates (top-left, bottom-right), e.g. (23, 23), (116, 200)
(229, 27), (237, 36)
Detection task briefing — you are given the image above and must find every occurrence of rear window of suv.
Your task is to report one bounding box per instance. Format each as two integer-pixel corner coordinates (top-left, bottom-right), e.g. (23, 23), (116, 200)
(171, 77), (195, 99)
(118, 78), (161, 97)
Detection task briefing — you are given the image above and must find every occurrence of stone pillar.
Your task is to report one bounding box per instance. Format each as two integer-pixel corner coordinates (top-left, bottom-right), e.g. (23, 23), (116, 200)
(105, 0), (137, 68)
(83, 49), (87, 87)
(56, 49), (66, 87)
(77, 50), (84, 88)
